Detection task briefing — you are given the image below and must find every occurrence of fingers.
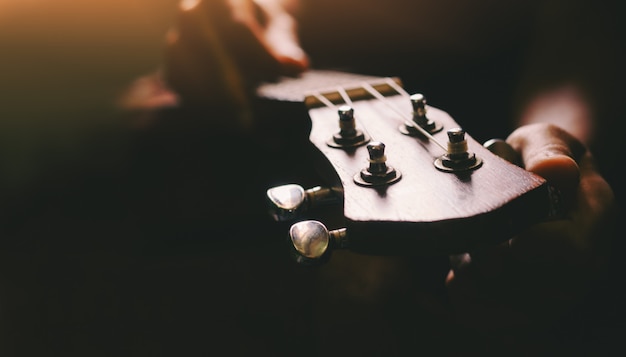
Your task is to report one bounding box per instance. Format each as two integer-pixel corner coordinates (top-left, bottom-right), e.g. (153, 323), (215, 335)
(248, 0), (309, 75)
(506, 123), (585, 198)
(165, 1), (246, 106)
(164, 0), (308, 108)
(446, 123), (616, 334)
(566, 149), (615, 261)
(507, 122), (615, 267)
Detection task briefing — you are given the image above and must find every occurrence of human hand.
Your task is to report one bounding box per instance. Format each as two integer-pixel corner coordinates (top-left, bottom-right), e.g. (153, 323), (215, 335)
(445, 123), (615, 337)
(163, 0), (308, 107)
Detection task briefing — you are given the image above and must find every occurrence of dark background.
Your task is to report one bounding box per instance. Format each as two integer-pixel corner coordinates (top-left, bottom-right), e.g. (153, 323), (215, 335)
(1, 1), (624, 356)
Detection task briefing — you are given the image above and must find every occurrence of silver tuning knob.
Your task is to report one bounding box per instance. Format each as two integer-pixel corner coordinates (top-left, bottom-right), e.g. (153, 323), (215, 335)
(289, 220), (347, 266)
(266, 184), (337, 222)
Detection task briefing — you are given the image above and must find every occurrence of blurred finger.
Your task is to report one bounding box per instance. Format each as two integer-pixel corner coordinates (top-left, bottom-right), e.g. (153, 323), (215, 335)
(253, 0), (309, 74)
(165, 1), (250, 106)
(507, 123), (585, 198)
(165, 0), (308, 107)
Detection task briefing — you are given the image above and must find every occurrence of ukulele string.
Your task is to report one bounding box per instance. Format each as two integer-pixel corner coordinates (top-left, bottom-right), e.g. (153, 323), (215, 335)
(384, 77), (411, 100)
(310, 87), (375, 141)
(360, 80), (448, 153)
(311, 91), (336, 109)
(336, 85), (353, 106)
(336, 85), (374, 141)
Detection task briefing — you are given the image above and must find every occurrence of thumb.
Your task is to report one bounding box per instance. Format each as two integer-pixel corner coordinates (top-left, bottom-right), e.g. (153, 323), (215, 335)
(507, 123), (585, 198)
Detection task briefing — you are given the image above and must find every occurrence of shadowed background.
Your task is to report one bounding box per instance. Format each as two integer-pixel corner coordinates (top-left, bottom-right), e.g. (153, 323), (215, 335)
(1, 1), (624, 356)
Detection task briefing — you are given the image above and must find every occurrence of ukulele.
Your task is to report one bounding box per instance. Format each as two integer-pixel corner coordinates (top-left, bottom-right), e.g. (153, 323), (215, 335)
(260, 70), (560, 265)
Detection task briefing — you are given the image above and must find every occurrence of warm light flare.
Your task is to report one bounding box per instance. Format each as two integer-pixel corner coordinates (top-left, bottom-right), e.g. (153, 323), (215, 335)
(180, 0), (201, 11)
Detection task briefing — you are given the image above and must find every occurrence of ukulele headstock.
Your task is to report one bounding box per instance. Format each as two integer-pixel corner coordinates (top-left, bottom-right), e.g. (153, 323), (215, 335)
(261, 70), (558, 265)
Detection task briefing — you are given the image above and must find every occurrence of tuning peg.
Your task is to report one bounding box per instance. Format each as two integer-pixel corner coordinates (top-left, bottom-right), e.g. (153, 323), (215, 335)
(434, 128), (483, 172)
(399, 93), (443, 136)
(327, 105), (370, 148)
(483, 138), (522, 167)
(266, 184), (338, 222)
(354, 141), (401, 186)
(289, 220), (347, 266)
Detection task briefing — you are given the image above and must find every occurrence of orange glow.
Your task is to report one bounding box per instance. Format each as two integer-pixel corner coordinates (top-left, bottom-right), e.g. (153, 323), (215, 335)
(0, 1), (180, 175)
(0, 0), (180, 94)
(180, 0), (201, 11)
(0, 0), (186, 191)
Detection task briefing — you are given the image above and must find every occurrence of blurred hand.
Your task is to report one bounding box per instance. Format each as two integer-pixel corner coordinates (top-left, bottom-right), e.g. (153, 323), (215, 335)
(445, 123), (615, 336)
(164, 0), (308, 107)
(119, 0), (309, 128)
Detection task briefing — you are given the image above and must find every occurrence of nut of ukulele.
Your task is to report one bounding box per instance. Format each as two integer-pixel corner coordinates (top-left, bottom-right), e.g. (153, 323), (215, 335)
(289, 220), (347, 265)
(266, 184), (337, 222)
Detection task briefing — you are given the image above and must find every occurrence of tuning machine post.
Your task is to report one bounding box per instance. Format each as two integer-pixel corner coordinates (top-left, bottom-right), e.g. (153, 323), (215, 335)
(399, 93), (443, 136)
(434, 128), (483, 172)
(266, 184), (338, 222)
(327, 105), (370, 148)
(354, 141), (402, 186)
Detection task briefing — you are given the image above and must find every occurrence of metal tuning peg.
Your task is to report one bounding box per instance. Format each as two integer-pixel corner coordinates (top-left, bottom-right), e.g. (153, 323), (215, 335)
(354, 141), (401, 186)
(399, 93), (443, 136)
(289, 220), (347, 266)
(483, 138), (522, 167)
(327, 105), (370, 148)
(434, 128), (483, 172)
(266, 184), (337, 222)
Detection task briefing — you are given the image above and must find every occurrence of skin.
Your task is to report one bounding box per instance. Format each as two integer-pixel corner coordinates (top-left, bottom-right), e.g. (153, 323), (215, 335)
(163, 0), (308, 107)
(446, 123), (615, 336)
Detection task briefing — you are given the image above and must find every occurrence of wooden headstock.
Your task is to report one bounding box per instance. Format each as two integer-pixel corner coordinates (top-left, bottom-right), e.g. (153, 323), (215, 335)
(261, 70), (558, 263)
